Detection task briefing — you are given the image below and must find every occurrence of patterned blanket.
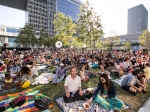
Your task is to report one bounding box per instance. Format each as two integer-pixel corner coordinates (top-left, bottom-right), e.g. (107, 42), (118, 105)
(56, 97), (110, 112)
(55, 89), (130, 112)
(0, 89), (48, 112)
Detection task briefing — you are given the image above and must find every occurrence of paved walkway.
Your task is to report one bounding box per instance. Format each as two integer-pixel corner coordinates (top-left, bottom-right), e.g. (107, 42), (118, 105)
(138, 97), (150, 112)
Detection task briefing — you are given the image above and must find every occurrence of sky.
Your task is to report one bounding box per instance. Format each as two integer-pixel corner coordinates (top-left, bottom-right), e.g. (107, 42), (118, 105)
(0, 0), (150, 37)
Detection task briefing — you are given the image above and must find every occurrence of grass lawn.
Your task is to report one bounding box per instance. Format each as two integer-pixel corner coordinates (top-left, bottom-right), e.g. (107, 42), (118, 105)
(0, 66), (150, 112)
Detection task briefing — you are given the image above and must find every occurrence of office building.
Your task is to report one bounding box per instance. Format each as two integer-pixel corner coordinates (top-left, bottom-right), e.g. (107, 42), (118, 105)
(27, 0), (81, 36)
(0, 0), (81, 36)
(127, 4), (148, 34)
(57, 0), (81, 21)
(0, 25), (20, 47)
(27, 0), (56, 36)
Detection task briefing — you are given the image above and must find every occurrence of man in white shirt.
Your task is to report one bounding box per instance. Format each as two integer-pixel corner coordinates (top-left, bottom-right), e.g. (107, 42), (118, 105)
(64, 66), (85, 103)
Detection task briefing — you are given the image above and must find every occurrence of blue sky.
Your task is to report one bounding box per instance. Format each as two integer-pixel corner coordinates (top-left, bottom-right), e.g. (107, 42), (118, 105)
(0, 0), (150, 37)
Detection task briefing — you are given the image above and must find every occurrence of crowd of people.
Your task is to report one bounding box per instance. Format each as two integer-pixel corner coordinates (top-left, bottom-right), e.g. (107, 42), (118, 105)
(0, 48), (150, 112)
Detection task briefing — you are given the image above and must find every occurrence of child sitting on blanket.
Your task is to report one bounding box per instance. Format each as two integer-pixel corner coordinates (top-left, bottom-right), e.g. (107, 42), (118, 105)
(0, 74), (14, 92)
(14, 66), (32, 88)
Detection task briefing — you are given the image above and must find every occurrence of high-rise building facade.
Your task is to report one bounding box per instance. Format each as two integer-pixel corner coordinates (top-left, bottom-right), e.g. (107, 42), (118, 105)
(27, 0), (56, 36)
(27, 0), (81, 36)
(127, 4), (148, 34)
(57, 0), (81, 21)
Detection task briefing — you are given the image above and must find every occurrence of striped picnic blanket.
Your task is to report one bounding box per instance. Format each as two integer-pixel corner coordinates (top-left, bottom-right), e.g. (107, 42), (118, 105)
(0, 89), (48, 112)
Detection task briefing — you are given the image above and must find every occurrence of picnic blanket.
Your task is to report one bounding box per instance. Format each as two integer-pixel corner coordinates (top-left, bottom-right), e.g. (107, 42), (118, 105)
(32, 73), (55, 85)
(0, 89), (48, 112)
(56, 97), (110, 112)
(37, 65), (48, 70)
(0, 84), (16, 94)
(55, 88), (130, 112)
(113, 79), (122, 86)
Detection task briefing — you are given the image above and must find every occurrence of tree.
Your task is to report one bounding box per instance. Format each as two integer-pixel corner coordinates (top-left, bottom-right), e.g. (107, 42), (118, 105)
(43, 37), (57, 48)
(77, 0), (104, 49)
(106, 31), (120, 50)
(37, 29), (49, 47)
(95, 39), (103, 49)
(53, 12), (77, 47)
(139, 29), (150, 49)
(124, 40), (131, 50)
(15, 23), (37, 47)
(70, 37), (84, 48)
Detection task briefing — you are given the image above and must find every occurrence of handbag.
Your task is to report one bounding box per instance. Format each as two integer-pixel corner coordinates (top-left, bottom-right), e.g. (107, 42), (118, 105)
(9, 95), (26, 108)
(34, 97), (52, 110)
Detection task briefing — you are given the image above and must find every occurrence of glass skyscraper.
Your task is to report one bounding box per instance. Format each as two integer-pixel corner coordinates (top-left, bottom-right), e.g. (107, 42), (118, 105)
(56, 0), (81, 21)
(127, 4), (148, 34)
(27, 0), (81, 36)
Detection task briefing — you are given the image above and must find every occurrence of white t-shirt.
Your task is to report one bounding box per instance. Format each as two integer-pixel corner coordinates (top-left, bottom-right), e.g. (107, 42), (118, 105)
(31, 67), (38, 76)
(10, 66), (20, 74)
(64, 75), (81, 92)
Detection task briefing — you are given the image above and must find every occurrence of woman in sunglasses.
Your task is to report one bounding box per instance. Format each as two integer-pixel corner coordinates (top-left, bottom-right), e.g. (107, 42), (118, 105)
(87, 73), (124, 112)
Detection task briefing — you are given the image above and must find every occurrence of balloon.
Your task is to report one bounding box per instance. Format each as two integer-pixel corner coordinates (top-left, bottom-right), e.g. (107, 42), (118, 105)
(22, 80), (31, 88)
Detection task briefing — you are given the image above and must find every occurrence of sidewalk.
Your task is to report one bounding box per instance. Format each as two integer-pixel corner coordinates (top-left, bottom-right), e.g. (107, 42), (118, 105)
(138, 97), (150, 112)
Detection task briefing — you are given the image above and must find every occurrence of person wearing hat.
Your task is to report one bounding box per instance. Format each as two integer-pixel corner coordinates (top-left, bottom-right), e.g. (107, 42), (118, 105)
(53, 63), (67, 84)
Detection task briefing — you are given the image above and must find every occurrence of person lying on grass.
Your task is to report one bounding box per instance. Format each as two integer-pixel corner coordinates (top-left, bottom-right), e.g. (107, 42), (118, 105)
(87, 73), (124, 112)
(121, 69), (146, 95)
(0, 74), (14, 92)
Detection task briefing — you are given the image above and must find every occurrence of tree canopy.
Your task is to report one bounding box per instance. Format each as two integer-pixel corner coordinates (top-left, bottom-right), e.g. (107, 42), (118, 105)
(139, 29), (150, 49)
(53, 12), (77, 47)
(77, 0), (104, 49)
(15, 23), (37, 48)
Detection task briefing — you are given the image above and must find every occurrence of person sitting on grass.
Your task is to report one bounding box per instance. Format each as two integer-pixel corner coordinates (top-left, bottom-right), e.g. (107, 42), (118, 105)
(14, 66), (32, 88)
(144, 63), (150, 81)
(98, 64), (110, 76)
(0, 74), (14, 92)
(84, 62), (96, 77)
(53, 63), (67, 85)
(64, 66), (85, 103)
(112, 60), (124, 77)
(10, 60), (21, 78)
(79, 66), (89, 81)
(137, 70), (147, 93)
(121, 69), (146, 95)
(87, 73), (124, 112)
(0, 62), (6, 72)
(27, 62), (38, 78)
